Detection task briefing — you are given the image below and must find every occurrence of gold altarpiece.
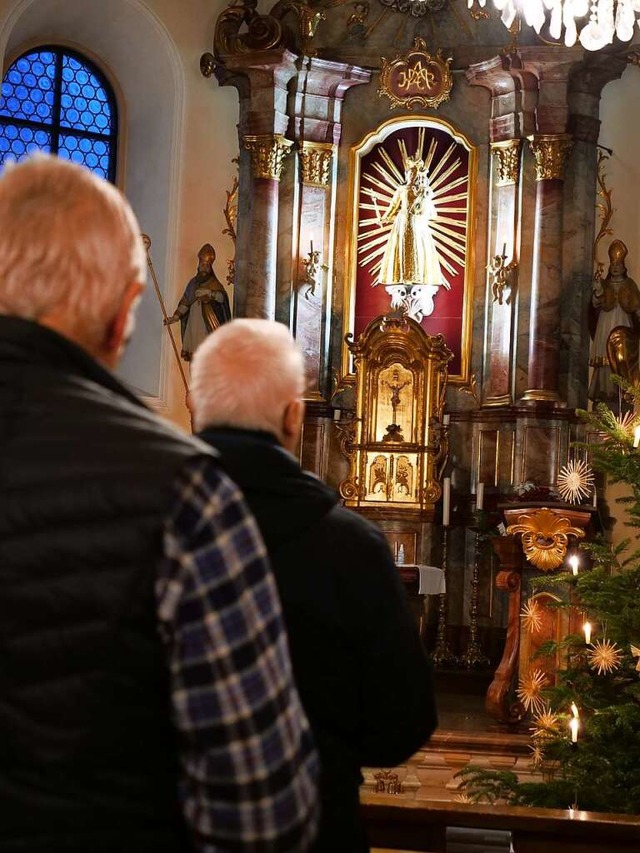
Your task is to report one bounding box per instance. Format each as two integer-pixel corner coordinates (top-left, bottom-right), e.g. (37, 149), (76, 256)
(339, 315), (452, 519)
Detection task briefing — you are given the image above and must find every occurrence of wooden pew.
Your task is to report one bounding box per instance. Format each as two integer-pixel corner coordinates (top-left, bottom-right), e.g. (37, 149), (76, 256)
(362, 794), (640, 852)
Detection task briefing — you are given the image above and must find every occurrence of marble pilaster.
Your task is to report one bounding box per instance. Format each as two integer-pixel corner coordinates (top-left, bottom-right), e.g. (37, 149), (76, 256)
(279, 57), (370, 416)
(466, 55), (536, 409)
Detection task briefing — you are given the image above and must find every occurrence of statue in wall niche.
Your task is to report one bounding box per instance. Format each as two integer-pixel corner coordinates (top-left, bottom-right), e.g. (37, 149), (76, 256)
(374, 154), (446, 323)
(165, 244), (232, 362)
(589, 240), (640, 403)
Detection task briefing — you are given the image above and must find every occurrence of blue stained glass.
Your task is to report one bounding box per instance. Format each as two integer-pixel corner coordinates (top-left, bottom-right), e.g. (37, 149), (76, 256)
(0, 52), (55, 124)
(0, 47), (116, 180)
(60, 55), (112, 134)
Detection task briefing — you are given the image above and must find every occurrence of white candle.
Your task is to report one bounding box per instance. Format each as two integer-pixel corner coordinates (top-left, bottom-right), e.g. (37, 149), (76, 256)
(443, 414), (450, 426)
(502, 241), (507, 258)
(634, 426), (640, 448)
(592, 489), (597, 508)
(476, 482), (484, 511)
(583, 621), (592, 644)
(569, 716), (579, 743)
(443, 477), (451, 527)
(568, 554), (579, 576)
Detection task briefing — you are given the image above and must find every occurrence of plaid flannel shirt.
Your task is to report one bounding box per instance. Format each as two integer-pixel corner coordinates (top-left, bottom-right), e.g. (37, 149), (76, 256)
(157, 456), (319, 851)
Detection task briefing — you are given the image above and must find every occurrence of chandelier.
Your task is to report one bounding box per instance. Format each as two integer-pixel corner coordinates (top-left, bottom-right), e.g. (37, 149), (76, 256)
(471, 0), (640, 49)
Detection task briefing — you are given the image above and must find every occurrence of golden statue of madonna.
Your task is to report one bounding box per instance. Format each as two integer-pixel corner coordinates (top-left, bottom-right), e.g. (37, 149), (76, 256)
(378, 156), (443, 289)
(359, 129), (465, 323)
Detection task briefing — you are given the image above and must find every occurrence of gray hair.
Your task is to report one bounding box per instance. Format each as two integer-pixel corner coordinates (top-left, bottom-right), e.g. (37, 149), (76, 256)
(190, 319), (306, 437)
(0, 155), (145, 343)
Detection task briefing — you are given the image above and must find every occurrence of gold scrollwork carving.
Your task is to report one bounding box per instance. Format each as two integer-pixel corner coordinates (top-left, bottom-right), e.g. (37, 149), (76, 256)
(214, 0), (282, 56)
(379, 37), (453, 111)
(507, 507), (585, 571)
(299, 142), (334, 188)
(491, 139), (521, 186)
(243, 134), (293, 181)
(528, 134), (574, 182)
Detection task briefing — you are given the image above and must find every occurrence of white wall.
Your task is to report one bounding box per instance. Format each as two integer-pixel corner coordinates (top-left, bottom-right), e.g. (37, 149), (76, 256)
(598, 63), (640, 546)
(0, 0), (240, 429)
(598, 64), (640, 285)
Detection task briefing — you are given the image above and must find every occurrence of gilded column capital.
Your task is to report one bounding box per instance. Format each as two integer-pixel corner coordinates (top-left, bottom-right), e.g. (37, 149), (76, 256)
(299, 141), (335, 188)
(491, 139), (521, 186)
(527, 133), (574, 181)
(243, 133), (293, 181)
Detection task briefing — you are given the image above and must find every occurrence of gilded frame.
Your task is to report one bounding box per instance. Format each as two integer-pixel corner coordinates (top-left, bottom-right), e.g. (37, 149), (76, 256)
(341, 115), (476, 386)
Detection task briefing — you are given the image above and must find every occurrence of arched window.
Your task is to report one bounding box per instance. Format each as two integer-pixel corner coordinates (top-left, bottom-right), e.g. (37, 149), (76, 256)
(0, 46), (118, 181)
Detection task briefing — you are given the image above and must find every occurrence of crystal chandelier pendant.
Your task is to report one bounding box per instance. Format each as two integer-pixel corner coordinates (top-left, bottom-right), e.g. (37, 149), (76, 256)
(491, 0), (640, 48)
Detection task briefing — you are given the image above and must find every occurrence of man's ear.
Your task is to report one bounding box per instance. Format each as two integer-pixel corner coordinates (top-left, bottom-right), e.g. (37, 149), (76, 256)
(105, 281), (144, 360)
(282, 398), (305, 453)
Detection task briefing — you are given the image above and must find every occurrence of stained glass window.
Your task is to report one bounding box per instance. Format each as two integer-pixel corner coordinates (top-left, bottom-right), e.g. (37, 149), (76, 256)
(0, 47), (117, 181)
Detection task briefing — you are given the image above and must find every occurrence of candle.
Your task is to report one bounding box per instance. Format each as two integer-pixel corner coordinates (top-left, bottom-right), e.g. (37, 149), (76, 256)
(443, 414), (450, 426)
(634, 425), (640, 448)
(310, 239), (314, 254)
(476, 482), (484, 511)
(568, 554), (579, 576)
(583, 621), (592, 644)
(443, 477), (451, 527)
(569, 716), (579, 743)
(592, 489), (597, 509)
(502, 241), (507, 258)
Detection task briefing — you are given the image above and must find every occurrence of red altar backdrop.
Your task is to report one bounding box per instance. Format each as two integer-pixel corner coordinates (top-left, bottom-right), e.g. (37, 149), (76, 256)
(350, 120), (473, 381)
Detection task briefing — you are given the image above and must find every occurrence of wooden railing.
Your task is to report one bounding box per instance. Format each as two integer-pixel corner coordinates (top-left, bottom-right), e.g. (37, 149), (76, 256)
(362, 794), (640, 852)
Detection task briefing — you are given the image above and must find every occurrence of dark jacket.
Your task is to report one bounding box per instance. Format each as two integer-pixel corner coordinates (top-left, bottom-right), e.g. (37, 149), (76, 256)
(0, 317), (209, 852)
(199, 427), (437, 852)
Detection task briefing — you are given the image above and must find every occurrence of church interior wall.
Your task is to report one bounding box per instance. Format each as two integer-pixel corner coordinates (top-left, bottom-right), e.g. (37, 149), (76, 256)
(0, 0), (240, 431)
(2, 0), (640, 734)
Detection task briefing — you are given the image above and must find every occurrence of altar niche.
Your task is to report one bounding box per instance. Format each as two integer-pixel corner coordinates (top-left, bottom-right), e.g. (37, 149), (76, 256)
(342, 116), (476, 387)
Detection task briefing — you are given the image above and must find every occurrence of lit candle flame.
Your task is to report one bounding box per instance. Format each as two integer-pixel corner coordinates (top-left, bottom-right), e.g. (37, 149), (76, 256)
(568, 555), (579, 576)
(569, 716), (579, 743)
(583, 621), (592, 645)
(571, 702), (579, 719)
(634, 426), (640, 449)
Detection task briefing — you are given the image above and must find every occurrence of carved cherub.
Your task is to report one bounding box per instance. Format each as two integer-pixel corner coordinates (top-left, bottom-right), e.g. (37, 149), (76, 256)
(487, 252), (517, 305)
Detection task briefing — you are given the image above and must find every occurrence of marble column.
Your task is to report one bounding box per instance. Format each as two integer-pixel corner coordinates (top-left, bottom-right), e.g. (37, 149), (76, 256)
(217, 48), (298, 319)
(242, 133), (293, 318)
(521, 134), (573, 404)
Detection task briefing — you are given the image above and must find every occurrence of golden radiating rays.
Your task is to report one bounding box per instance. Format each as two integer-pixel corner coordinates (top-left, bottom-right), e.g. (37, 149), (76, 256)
(556, 458), (595, 505)
(528, 743), (545, 768)
(517, 669), (548, 715)
(358, 131), (468, 285)
(530, 708), (560, 742)
(521, 599), (544, 635)
(587, 639), (622, 675)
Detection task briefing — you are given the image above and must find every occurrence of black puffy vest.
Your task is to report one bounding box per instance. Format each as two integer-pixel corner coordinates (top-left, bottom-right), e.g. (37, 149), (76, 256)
(0, 317), (209, 852)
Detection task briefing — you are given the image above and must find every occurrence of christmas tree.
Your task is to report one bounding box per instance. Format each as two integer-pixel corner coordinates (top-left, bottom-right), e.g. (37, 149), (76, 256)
(458, 398), (640, 814)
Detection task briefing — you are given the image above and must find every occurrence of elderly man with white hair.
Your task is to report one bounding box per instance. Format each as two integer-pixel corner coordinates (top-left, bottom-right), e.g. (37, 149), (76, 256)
(0, 156), (318, 853)
(190, 319), (438, 853)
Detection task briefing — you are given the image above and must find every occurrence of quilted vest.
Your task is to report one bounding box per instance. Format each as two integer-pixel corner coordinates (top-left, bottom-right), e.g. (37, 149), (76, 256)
(0, 317), (208, 851)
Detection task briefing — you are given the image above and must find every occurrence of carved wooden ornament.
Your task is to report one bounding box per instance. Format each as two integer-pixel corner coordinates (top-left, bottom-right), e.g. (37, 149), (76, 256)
(378, 37), (453, 111)
(506, 507), (585, 571)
